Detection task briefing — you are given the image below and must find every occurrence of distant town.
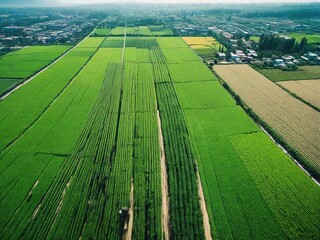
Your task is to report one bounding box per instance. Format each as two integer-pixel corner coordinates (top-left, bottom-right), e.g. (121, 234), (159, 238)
(0, 7), (105, 52)
(1, 3), (320, 69)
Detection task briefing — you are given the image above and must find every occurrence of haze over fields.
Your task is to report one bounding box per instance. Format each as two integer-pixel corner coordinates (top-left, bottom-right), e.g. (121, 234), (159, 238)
(58, 0), (319, 3)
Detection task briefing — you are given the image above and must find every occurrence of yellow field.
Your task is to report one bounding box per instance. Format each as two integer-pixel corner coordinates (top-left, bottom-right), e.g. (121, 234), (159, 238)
(279, 80), (320, 109)
(182, 37), (223, 50)
(214, 64), (320, 172)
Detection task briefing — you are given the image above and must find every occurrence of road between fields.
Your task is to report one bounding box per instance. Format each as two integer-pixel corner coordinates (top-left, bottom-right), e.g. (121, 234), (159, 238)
(121, 23), (127, 64)
(157, 110), (170, 240)
(196, 164), (212, 240)
(123, 178), (133, 240)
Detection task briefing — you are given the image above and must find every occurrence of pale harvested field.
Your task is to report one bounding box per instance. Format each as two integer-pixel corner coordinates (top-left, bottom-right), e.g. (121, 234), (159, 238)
(278, 79), (320, 109)
(182, 37), (222, 50)
(214, 64), (320, 172)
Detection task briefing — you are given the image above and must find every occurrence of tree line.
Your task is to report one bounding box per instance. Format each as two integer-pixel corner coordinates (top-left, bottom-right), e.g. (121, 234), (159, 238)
(258, 34), (308, 53)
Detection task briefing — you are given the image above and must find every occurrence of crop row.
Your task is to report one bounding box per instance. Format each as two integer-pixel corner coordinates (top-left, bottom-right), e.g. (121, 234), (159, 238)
(0, 45), (71, 79)
(0, 47), (118, 239)
(19, 63), (126, 239)
(122, 45), (162, 239)
(151, 46), (205, 239)
(169, 37), (320, 239)
(0, 37), (105, 153)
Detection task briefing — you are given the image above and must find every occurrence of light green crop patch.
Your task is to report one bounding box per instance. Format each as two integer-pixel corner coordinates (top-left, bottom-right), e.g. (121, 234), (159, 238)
(0, 45), (71, 79)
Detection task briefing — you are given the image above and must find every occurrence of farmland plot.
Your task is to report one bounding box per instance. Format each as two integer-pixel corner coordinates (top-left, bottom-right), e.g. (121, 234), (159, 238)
(1, 31), (319, 240)
(91, 28), (111, 36)
(147, 25), (174, 36)
(169, 37), (319, 239)
(110, 26), (152, 36)
(278, 79), (320, 109)
(0, 45), (71, 79)
(214, 64), (320, 173)
(151, 46), (205, 239)
(0, 47), (121, 239)
(0, 33), (164, 239)
(182, 37), (225, 60)
(257, 66), (320, 81)
(0, 37), (104, 152)
(0, 78), (21, 95)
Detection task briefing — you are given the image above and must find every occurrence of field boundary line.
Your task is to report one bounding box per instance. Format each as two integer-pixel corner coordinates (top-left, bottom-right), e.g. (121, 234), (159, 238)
(275, 81), (320, 112)
(157, 110), (170, 240)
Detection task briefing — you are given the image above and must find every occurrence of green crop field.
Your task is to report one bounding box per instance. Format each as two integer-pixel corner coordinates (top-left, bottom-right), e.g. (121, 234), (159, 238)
(147, 25), (174, 35)
(0, 37), (104, 152)
(250, 36), (260, 42)
(166, 37), (319, 239)
(250, 33), (320, 43)
(110, 26), (152, 36)
(0, 78), (22, 95)
(0, 45), (71, 79)
(109, 26), (173, 36)
(286, 33), (320, 43)
(0, 27), (319, 240)
(257, 66), (320, 81)
(91, 28), (111, 36)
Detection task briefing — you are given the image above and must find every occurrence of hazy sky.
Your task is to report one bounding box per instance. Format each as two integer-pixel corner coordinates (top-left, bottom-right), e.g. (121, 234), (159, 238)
(57, 0), (319, 3)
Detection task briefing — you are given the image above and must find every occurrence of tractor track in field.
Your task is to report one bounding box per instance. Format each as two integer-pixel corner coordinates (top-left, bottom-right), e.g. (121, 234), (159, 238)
(121, 23), (134, 240)
(123, 178), (134, 240)
(157, 110), (170, 240)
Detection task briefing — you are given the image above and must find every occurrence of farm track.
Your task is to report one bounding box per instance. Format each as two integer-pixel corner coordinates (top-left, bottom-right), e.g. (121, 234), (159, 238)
(152, 46), (205, 239)
(196, 164), (212, 240)
(214, 64), (320, 175)
(157, 110), (170, 240)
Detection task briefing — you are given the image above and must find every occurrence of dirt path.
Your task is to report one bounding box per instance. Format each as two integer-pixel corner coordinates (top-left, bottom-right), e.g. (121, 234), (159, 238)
(157, 110), (170, 240)
(123, 178), (133, 240)
(121, 23), (127, 64)
(197, 164), (212, 240)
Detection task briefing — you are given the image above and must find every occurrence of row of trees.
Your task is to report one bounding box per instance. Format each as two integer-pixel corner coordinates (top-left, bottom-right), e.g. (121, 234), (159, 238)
(258, 34), (308, 53)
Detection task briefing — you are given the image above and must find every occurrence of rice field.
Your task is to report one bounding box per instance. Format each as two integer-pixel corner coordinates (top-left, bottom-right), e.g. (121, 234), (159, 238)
(0, 26), (319, 240)
(0, 46), (71, 79)
(0, 78), (22, 95)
